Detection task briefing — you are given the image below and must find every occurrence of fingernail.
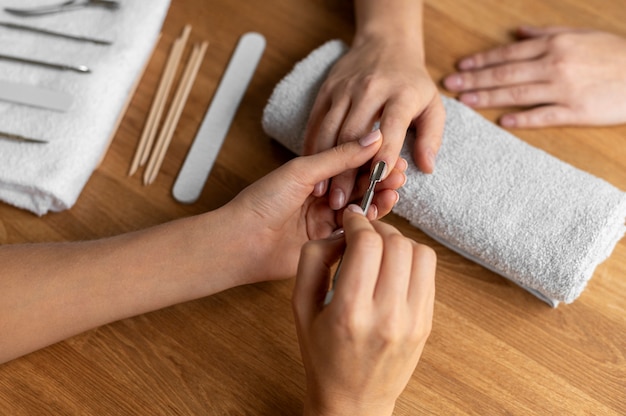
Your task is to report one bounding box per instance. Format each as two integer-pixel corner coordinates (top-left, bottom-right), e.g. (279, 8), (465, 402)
(313, 180), (327, 196)
(330, 188), (345, 210)
(397, 157), (409, 172)
(358, 129), (382, 146)
(500, 115), (516, 127)
(444, 74), (463, 90)
(346, 204), (365, 215)
(460, 93), (478, 106)
(427, 149), (437, 170)
(458, 58), (475, 70)
(327, 228), (345, 240)
(368, 204), (378, 219)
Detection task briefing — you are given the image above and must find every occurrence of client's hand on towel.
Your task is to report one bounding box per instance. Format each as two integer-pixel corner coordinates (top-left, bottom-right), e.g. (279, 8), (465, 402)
(230, 133), (406, 283)
(443, 26), (626, 128)
(293, 205), (436, 416)
(303, 0), (445, 211)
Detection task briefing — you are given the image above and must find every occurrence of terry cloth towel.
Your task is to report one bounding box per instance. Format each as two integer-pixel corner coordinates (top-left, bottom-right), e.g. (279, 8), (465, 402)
(262, 40), (626, 307)
(0, 0), (170, 215)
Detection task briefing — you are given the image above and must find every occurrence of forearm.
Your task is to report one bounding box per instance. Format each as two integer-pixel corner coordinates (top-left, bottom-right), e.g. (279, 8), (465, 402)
(353, 0), (425, 59)
(0, 208), (249, 364)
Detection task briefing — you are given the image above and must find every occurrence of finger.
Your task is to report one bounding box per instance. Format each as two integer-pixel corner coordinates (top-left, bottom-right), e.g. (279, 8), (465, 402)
(310, 98), (351, 155)
(303, 90), (331, 155)
(281, 131), (383, 193)
(370, 221), (413, 303)
(446, 37), (548, 77)
(412, 97), (446, 173)
(498, 104), (578, 128)
(370, 189), (399, 219)
(407, 243), (436, 341)
(445, 59), (550, 93)
(516, 25), (584, 39)
(294, 238), (346, 325)
(332, 205), (382, 305)
(377, 97), (416, 177)
(458, 82), (555, 108)
(328, 97), (384, 210)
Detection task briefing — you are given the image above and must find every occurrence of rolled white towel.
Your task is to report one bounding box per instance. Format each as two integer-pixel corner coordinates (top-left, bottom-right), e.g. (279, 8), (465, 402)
(262, 40), (626, 306)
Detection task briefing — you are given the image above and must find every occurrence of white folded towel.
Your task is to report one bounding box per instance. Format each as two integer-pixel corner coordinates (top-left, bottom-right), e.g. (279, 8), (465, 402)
(262, 40), (626, 306)
(0, 0), (170, 215)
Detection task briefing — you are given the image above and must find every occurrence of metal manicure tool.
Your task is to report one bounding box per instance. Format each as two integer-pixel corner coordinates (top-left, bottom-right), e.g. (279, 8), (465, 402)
(0, 53), (90, 73)
(324, 160), (387, 305)
(0, 21), (112, 45)
(4, 0), (120, 17)
(0, 131), (48, 144)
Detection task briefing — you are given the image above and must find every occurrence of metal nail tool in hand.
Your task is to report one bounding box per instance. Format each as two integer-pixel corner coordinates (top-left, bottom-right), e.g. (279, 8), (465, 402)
(4, 0), (119, 17)
(324, 160), (387, 305)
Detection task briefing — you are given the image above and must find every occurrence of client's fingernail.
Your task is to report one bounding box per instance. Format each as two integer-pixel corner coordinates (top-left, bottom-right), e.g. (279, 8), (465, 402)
(444, 74), (463, 90)
(313, 180), (326, 196)
(500, 115), (517, 127)
(328, 228), (345, 239)
(427, 149), (437, 171)
(330, 189), (345, 210)
(397, 157), (409, 172)
(358, 129), (382, 146)
(458, 58), (475, 70)
(346, 204), (365, 215)
(460, 93), (478, 105)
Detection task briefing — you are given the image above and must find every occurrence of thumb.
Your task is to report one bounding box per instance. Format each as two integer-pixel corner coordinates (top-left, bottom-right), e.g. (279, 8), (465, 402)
(292, 129), (383, 188)
(293, 235), (345, 325)
(516, 25), (581, 39)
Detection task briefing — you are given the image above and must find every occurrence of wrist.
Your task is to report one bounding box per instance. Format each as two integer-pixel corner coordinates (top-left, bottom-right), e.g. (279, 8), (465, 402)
(303, 390), (396, 416)
(353, 0), (424, 57)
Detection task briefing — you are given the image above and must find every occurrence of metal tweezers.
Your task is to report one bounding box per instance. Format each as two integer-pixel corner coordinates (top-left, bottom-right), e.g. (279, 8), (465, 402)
(324, 160), (387, 305)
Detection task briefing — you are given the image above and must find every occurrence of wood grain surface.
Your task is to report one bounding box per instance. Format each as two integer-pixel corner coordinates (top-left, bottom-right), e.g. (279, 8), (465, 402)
(1, 0), (624, 414)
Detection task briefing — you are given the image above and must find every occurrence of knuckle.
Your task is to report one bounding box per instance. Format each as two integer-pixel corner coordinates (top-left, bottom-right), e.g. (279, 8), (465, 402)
(508, 84), (530, 102)
(353, 229), (383, 251)
(491, 64), (515, 83)
(496, 44), (517, 61)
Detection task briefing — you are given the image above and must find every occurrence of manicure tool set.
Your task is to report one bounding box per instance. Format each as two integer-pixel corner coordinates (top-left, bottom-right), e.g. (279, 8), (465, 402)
(0, 0), (118, 143)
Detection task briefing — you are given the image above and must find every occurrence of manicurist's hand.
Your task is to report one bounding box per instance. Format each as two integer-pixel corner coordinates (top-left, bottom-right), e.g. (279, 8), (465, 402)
(303, 0), (444, 211)
(227, 130), (406, 283)
(443, 26), (626, 128)
(293, 205), (436, 416)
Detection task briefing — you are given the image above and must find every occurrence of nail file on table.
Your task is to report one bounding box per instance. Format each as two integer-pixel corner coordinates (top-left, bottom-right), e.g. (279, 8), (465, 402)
(324, 160), (387, 305)
(0, 79), (73, 112)
(172, 32), (265, 204)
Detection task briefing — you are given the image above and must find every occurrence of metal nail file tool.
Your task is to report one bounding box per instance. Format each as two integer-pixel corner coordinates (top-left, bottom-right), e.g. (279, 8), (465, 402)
(0, 79), (72, 112)
(172, 32), (265, 204)
(324, 160), (387, 305)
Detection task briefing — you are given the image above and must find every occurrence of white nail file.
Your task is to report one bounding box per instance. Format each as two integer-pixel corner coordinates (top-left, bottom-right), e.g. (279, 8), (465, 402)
(173, 32), (266, 204)
(0, 79), (72, 112)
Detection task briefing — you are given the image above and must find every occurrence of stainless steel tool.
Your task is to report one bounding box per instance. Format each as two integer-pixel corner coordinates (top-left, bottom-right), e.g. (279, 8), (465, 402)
(0, 21), (112, 45)
(324, 160), (387, 305)
(0, 131), (48, 144)
(0, 53), (90, 73)
(4, 0), (119, 17)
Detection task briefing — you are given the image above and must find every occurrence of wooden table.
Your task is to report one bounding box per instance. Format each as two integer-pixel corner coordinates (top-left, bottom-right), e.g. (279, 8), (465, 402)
(1, 0), (625, 414)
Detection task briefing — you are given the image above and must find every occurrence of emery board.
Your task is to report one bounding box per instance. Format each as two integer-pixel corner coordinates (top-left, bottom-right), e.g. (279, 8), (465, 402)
(173, 32), (266, 204)
(0, 79), (72, 112)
